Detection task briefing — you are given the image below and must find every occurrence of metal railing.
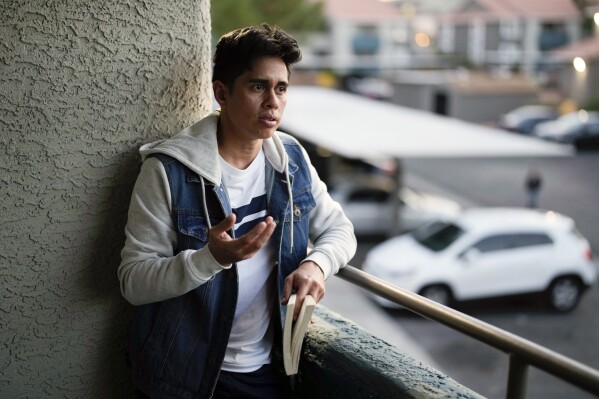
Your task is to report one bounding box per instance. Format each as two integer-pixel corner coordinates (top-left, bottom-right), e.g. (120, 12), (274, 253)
(336, 265), (599, 399)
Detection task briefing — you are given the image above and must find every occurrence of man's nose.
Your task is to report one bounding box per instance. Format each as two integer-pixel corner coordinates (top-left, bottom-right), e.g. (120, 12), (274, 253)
(264, 90), (280, 109)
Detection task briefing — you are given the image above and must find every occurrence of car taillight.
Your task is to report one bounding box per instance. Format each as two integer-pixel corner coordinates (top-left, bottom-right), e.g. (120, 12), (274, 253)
(584, 248), (593, 261)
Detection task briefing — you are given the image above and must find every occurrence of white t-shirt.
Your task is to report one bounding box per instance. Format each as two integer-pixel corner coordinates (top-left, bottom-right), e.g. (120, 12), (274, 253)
(219, 150), (275, 373)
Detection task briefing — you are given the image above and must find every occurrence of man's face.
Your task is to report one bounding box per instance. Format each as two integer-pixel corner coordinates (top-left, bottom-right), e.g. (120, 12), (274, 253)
(216, 56), (289, 142)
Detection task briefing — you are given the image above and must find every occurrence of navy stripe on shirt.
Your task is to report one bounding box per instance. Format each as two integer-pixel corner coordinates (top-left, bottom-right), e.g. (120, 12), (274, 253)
(232, 194), (268, 236)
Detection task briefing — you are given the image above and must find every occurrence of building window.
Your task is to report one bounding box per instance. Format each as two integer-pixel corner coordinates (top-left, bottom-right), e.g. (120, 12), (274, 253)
(539, 23), (569, 51)
(500, 19), (521, 40)
(352, 25), (380, 55)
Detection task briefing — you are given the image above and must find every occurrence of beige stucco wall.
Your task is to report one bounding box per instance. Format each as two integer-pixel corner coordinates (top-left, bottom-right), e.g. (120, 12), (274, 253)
(0, 1), (211, 396)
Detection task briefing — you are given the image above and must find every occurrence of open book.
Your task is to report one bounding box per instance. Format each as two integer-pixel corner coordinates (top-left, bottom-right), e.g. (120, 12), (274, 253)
(283, 294), (316, 376)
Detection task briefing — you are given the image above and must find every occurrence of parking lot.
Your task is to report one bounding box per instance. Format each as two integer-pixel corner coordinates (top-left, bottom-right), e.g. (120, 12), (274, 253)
(325, 150), (599, 399)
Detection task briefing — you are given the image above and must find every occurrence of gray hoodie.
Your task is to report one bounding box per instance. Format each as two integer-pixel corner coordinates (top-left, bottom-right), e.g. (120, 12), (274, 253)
(118, 111), (356, 306)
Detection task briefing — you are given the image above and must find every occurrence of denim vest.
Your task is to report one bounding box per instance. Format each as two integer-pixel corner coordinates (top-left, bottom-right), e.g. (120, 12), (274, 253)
(129, 136), (315, 399)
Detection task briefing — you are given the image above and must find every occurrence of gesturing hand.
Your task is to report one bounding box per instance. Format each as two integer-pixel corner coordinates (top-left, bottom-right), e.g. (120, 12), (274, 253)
(281, 261), (325, 320)
(208, 214), (276, 266)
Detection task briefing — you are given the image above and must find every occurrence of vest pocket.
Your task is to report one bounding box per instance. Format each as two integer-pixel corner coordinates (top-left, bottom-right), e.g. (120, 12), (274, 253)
(285, 188), (316, 222)
(177, 212), (209, 248)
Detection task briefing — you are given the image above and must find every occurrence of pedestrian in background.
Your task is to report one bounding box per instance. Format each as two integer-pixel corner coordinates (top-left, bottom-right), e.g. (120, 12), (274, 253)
(525, 166), (543, 208)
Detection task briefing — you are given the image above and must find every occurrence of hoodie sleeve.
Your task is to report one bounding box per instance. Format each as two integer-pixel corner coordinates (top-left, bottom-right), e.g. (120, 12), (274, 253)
(118, 157), (229, 306)
(301, 147), (357, 279)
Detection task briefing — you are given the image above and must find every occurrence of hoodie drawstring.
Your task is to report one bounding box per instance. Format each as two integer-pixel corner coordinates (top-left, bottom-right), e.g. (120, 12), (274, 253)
(285, 165), (294, 253)
(200, 176), (212, 229)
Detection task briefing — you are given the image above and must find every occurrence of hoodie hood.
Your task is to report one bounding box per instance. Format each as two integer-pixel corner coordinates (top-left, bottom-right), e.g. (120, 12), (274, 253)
(140, 111), (290, 185)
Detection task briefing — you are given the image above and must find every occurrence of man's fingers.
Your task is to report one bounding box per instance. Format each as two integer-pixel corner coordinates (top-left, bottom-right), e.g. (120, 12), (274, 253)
(292, 282), (321, 320)
(231, 217), (275, 258)
(293, 292), (308, 321)
(212, 213), (235, 236)
(281, 274), (295, 305)
(209, 216), (275, 265)
(207, 214), (236, 265)
(240, 217), (275, 252)
(281, 261), (326, 320)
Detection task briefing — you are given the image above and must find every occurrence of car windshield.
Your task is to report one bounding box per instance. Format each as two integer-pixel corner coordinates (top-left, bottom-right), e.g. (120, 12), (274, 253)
(554, 112), (599, 131)
(412, 221), (464, 252)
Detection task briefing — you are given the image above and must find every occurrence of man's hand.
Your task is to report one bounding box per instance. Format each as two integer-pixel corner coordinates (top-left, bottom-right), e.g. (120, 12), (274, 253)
(208, 214), (276, 265)
(282, 261), (325, 320)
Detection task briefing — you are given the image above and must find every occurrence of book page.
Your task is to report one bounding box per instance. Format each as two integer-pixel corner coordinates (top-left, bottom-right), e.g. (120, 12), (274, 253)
(283, 294), (315, 375)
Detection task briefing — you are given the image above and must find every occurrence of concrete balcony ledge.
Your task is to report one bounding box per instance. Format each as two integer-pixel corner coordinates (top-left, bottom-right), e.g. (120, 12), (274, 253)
(294, 306), (484, 399)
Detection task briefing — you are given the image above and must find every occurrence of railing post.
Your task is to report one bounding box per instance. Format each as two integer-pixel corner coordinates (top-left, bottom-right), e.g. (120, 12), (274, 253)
(506, 354), (529, 399)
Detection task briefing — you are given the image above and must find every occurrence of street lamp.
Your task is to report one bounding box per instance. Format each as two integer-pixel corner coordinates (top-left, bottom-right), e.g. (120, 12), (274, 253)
(415, 32), (430, 48)
(573, 57), (587, 73)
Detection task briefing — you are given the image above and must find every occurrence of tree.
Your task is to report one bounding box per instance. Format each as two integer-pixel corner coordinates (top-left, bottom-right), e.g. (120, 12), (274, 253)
(571, 0), (597, 36)
(211, 0), (325, 40)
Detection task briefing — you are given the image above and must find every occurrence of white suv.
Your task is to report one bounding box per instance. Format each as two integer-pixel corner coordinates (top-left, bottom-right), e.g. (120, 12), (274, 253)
(362, 208), (597, 312)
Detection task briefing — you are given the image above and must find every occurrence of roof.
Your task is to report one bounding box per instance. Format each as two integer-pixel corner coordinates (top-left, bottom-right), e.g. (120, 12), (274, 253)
(323, 0), (404, 22)
(321, 0), (579, 25)
(447, 71), (539, 95)
(439, 0), (580, 23)
(323, 0), (467, 21)
(280, 85), (573, 160)
(392, 70), (539, 94)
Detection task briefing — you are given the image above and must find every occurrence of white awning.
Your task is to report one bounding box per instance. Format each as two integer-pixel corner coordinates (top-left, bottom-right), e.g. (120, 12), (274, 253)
(280, 86), (573, 159)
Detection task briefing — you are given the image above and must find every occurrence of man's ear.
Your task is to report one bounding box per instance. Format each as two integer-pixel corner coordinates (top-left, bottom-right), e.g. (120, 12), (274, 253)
(213, 81), (228, 107)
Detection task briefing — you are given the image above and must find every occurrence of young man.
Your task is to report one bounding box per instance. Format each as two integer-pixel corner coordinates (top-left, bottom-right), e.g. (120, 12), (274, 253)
(118, 24), (356, 399)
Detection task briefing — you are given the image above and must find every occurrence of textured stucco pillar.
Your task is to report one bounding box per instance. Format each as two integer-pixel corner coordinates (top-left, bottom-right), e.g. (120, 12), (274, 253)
(0, 1), (212, 397)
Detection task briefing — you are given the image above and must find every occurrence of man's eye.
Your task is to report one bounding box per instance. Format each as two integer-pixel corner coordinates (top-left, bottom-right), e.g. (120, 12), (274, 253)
(278, 85), (287, 93)
(253, 84), (264, 91)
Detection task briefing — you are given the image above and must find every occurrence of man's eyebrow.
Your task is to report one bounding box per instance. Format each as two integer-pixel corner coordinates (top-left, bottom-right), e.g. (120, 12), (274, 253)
(248, 78), (288, 86)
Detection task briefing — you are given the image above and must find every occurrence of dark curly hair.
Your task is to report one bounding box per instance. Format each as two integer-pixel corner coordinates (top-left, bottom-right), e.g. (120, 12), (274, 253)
(212, 23), (302, 89)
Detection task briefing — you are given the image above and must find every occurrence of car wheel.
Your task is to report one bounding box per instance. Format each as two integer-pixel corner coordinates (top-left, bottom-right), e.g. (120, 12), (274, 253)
(419, 285), (452, 307)
(547, 277), (581, 313)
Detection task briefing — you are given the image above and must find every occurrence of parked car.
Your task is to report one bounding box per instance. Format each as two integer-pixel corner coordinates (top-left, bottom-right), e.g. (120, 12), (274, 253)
(532, 110), (599, 145)
(573, 129), (599, 150)
(362, 208), (597, 312)
(329, 176), (462, 237)
(498, 105), (558, 135)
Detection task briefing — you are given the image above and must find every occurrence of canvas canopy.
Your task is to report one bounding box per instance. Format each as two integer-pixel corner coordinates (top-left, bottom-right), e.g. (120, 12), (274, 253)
(280, 86), (572, 160)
